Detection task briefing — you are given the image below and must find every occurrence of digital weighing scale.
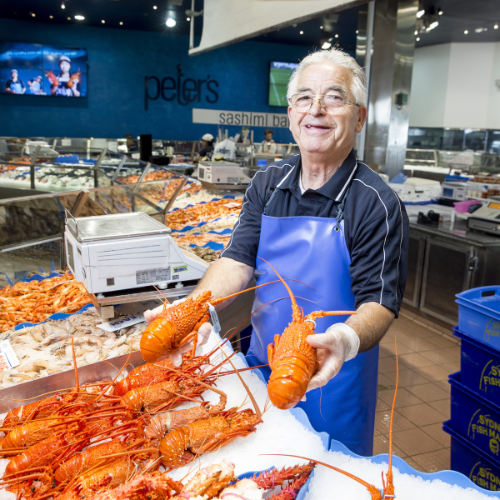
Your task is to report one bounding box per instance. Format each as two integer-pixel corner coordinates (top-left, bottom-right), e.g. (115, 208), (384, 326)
(467, 201), (500, 235)
(197, 161), (252, 190)
(65, 211), (209, 319)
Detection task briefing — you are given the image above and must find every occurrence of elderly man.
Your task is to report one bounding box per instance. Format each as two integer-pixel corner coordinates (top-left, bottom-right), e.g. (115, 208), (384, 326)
(145, 48), (408, 456)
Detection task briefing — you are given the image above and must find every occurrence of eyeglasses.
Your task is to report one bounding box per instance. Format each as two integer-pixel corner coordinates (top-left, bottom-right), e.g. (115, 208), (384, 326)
(287, 93), (360, 110)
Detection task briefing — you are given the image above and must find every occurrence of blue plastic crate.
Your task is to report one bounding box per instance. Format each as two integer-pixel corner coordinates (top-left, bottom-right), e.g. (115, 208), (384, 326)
(444, 421), (500, 492)
(449, 371), (500, 463)
(454, 327), (500, 406)
(456, 286), (500, 348)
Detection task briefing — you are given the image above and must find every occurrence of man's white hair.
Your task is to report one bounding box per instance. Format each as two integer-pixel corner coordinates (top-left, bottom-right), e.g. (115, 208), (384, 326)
(287, 48), (367, 107)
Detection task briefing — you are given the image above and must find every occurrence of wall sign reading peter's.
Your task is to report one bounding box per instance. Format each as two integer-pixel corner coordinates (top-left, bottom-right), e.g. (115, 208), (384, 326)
(145, 65), (218, 109)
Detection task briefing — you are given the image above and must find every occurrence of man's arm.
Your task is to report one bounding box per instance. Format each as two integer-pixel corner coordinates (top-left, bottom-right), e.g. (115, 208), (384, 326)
(187, 257), (254, 311)
(346, 301), (394, 352)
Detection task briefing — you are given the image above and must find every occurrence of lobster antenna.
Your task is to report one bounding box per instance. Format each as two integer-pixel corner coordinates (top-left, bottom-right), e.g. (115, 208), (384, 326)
(261, 454), (381, 499)
(212, 278), (313, 307)
(385, 335), (398, 499)
(155, 365), (226, 397)
(258, 257), (301, 322)
(309, 310), (357, 320)
(95, 352), (132, 403)
(220, 348), (261, 418)
(153, 285), (170, 304)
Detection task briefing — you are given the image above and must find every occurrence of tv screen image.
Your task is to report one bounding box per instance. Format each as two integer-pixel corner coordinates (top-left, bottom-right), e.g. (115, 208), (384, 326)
(268, 61), (299, 107)
(0, 42), (87, 97)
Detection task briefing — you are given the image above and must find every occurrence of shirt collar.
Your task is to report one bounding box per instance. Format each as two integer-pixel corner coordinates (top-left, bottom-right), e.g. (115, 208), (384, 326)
(278, 149), (357, 202)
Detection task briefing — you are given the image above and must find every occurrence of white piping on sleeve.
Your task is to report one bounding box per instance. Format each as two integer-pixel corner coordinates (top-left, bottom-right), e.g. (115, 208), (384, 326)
(222, 161), (297, 256)
(353, 178), (390, 304)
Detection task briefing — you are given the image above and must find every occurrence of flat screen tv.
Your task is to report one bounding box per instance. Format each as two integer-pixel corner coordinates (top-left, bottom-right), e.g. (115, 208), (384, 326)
(0, 42), (88, 97)
(268, 61), (299, 107)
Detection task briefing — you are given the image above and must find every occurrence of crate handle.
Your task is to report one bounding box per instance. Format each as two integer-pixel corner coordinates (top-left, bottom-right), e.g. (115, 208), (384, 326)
(481, 290), (497, 298)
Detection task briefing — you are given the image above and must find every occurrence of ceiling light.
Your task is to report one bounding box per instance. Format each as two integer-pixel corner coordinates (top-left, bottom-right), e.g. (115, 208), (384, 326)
(166, 17), (176, 27)
(153, 5), (157, 9)
(67, 16), (70, 20)
(475, 27), (485, 33)
(428, 21), (439, 30)
(414, 30), (418, 35)
(438, 9), (443, 15)
(299, 30), (303, 34)
(416, 37), (420, 41)
(320, 25), (323, 29)
(322, 41), (332, 49)
(30, 12), (35, 17)
(356, 30), (359, 33)
(74, 15), (84, 20)
(61, 3), (65, 9)
(335, 34), (339, 38)
(417, 9), (425, 18)
(464, 30), (468, 34)
(50, 15), (53, 19)
(495, 24), (499, 29)
(101, 19), (105, 23)
(186, 17), (190, 21)
(120, 21), (123, 25)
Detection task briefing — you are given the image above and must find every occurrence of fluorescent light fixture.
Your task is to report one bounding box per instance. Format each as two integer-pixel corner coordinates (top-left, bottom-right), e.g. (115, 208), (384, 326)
(74, 15), (85, 20)
(166, 17), (176, 27)
(428, 21), (439, 30)
(475, 27), (485, 33)
(322, 41), (332, 49)
(417, 9), (425, 18)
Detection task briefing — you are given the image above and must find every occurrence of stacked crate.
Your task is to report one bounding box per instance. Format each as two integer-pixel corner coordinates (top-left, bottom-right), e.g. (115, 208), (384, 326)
(444, 287), (500, 491)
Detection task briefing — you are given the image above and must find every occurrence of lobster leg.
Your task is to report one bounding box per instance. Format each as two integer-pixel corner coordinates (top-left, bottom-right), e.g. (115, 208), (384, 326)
(177, 313), (210, 359)
(267, 344), (275, 370)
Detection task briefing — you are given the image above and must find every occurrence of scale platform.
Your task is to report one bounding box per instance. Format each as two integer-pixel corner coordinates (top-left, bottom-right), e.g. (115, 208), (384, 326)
(65, 211), (209, 318)
(467, 201), (500, 236)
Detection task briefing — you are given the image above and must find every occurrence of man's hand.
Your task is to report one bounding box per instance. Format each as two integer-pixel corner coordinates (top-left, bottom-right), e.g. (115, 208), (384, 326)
(306, 323), (360, 392)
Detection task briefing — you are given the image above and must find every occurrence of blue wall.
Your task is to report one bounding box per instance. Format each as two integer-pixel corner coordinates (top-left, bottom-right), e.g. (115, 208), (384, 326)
(0, 18), (312, 143)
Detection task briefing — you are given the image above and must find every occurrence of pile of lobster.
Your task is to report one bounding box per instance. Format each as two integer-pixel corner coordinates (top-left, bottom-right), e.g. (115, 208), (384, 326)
(0, 337), (265, 500)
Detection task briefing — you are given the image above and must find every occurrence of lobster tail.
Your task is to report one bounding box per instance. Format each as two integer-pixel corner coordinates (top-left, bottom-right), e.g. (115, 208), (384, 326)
(140, 318), (176, 363)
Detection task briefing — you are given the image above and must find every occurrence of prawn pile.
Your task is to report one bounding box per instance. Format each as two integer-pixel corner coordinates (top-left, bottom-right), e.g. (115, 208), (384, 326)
(0, 339), (265, 500)
(166, 199), (242, 231)
(0, 308), (146, 389)
(0, 273), (91, 332)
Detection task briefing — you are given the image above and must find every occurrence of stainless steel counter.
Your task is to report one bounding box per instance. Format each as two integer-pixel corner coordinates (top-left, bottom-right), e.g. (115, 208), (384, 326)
(405, 218), (500, 326)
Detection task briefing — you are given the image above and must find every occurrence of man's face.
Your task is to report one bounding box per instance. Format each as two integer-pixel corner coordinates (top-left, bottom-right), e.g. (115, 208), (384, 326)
(265, 132), (273, 142)
(60, 60), (71, 73)
(36, 77), (42, 83)
(287, 62), (367, 157)
(11, 72), (18, 81)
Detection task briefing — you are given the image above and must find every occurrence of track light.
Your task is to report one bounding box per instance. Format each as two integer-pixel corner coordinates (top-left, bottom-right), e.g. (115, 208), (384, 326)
(61, 3), (65, 9)
(166, 17), (176, 27)
(74, 15), (85, 20)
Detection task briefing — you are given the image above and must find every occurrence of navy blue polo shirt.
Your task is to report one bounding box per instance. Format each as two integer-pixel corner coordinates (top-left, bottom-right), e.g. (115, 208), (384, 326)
(221, 150), (409, 316)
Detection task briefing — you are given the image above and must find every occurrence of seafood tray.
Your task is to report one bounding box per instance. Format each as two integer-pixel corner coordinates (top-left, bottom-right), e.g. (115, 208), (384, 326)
(0, 350), (144, 413)
(454, 327), (500, 407)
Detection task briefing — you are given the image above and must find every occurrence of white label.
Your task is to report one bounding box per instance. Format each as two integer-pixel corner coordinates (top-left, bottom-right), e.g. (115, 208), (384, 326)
(208, 304), (221, 334)
(136, 267), (170, 285)
(0, 340), (20, 370)
(224, 202), (240, 208)
(61, 139), (72, 146)
(97, 314), (146, 332)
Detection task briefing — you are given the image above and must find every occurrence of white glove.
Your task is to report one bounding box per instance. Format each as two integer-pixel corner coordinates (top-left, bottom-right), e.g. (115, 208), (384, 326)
(306, 323), (360, 392)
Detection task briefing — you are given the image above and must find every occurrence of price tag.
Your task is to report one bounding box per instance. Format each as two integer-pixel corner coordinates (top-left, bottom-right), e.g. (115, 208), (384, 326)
(98, 314), (146, 333)
(208, 304), (221, 334)
(0, 340), (20, 371)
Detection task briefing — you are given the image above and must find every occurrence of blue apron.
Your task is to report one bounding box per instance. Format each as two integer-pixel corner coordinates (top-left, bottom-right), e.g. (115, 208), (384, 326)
(246, 185), (379, 456)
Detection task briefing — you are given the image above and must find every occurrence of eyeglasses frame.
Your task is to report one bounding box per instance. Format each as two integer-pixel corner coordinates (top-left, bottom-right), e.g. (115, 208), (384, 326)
(286, 93), (360, 110)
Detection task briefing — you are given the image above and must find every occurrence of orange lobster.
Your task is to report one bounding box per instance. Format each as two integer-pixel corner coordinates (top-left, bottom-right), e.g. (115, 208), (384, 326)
(67, 69), (81, 88)
(45, 70), (58, 86)
(140, 279), (296, 362)
(265, 338), (400, 500)
(260, 258), (357, 409)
